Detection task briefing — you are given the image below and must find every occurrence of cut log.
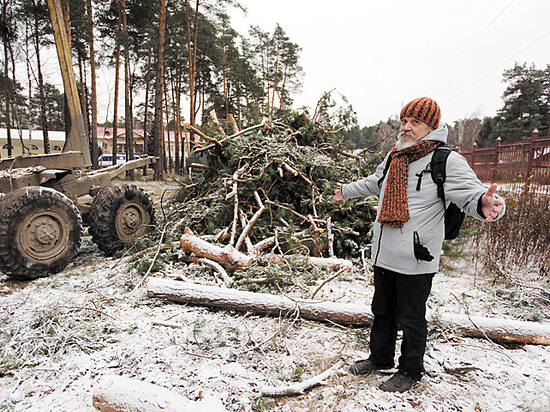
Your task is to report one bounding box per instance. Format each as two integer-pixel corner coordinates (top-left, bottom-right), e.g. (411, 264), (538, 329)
(251, 236), (276, 257)
(147, 277), (373, 326)
(147, 278), (550, 346)
(179, 233), (352, 272)
(180, 233), (253, 270)
(189, 163), (210, 169)
(426, 311), (550, 346)
(92, 375), (226, 412)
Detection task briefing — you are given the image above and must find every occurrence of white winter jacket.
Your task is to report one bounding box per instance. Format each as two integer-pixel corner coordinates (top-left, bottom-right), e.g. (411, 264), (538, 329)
(340, 125), (505, 275)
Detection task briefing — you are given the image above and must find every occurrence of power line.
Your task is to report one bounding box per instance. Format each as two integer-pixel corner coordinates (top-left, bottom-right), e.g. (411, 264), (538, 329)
(431, 0), (516, 87)
(453, 0), (548, 79)
(442, 29), (550, 105)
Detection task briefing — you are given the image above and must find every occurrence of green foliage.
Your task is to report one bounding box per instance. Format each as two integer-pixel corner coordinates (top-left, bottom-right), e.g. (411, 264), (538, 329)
(342, 124), (378, 149)
(477, 116), (495, 148)
(0, 74), (27, 128)
(171, 111), (378, 259)
(481, 62), (550, 145)
(29, 83), (66, 131)
(233, 258), (326, 297)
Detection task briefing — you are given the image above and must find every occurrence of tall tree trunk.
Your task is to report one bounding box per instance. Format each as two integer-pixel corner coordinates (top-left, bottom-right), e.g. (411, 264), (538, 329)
(270, 52), (279, 114)
(142, 43), (153, 176)
(186, 0), (199, 128)
(87, 0), (98, 168)
(112, 8), (121, 166)
(236, 83), (242, 129)
(3, 37), (12, 157)
(164, 99), (171, 172)
(121, 0), (134, 180)
(174, 67), (181, 174)
(32, 0), (49, 153)
(153, 0), (166, 181)
(222, 40), (228, 119)
(25, 21), (33, 154)
(78, 53), (89, 136)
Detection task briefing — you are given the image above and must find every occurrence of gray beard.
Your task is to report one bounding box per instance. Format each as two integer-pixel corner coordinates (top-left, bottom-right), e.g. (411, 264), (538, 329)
(394, 134), (417, 151)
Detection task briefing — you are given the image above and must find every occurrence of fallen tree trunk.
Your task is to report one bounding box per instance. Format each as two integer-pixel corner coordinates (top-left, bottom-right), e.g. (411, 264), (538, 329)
(147, 277), (373, 327)
(180, 233), (353, 273)
(147, 278), (550, 346)
(180, 233), (253, 270)
(426, 311), (550, 346)
(92, 375), (226, 412)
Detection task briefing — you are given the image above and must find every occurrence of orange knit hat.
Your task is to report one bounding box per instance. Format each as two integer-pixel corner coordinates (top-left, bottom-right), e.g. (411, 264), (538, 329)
(400, 97), (441, 130)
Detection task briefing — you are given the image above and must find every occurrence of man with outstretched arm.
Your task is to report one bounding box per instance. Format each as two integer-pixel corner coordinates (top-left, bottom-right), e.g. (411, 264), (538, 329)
(333, 97), (505, 392)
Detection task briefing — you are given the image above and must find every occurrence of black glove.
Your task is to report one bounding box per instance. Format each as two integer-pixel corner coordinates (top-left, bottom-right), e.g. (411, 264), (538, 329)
(414, 231), (434, 262)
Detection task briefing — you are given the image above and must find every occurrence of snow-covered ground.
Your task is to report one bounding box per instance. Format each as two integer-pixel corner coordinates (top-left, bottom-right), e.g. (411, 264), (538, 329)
(1, 230), (549, 412)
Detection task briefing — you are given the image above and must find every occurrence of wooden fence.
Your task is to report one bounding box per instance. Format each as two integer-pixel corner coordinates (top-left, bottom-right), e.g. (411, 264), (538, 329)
(459, 130), (550, 194)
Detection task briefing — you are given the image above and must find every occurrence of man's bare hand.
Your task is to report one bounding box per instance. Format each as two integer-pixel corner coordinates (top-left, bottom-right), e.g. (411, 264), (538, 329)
(333, 183), (344, 201)
(481, 183), (503, 221)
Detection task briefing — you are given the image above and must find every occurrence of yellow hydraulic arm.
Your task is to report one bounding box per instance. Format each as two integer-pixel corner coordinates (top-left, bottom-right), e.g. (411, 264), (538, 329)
(47, 0), (92, 167)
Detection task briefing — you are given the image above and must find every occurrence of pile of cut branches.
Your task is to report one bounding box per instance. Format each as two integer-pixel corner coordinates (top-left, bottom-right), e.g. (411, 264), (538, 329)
(169, 111), (382, 266)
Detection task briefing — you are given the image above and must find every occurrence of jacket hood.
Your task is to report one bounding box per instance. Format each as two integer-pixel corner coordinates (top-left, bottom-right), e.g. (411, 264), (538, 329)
(420, 124), (448, 144)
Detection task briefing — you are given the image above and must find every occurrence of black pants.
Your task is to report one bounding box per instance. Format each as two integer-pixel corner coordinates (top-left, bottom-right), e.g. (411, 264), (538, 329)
(367, 266), (434, 381)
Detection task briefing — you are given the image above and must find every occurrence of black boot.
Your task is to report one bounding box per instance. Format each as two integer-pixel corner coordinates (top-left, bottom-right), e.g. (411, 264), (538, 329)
(379, 370), (417, 392)
(349, 359), (392, 376)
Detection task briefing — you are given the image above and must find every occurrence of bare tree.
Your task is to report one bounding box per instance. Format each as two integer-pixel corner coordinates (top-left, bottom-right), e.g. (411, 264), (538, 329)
(448, 117), (483, 151)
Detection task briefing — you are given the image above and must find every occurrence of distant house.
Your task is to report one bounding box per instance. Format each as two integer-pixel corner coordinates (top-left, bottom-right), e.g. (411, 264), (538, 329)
(1, 128), (193, 162)
(0, 129), (65, 158)
(96, 126), (192, 160)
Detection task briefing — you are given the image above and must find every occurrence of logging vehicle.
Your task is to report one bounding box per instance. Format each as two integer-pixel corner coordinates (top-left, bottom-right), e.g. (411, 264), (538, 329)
(0, 0), (156, 280)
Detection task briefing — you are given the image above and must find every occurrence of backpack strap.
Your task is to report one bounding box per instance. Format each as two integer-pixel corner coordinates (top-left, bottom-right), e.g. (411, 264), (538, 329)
(430, 143), (452, 201)
(377, 144), (452, 197)
(377, 152), (394, 188)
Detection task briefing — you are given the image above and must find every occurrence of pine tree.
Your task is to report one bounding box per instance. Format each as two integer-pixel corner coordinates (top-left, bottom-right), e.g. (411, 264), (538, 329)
(495, 62), (545, 142)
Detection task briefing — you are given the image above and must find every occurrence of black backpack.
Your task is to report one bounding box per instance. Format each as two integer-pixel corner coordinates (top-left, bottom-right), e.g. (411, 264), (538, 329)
(429, 145), (466, 240)
(378, 144), (465, 240)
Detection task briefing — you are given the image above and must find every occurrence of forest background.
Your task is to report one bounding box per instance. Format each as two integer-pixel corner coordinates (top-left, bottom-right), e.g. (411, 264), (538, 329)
(1, 0), (550, 171)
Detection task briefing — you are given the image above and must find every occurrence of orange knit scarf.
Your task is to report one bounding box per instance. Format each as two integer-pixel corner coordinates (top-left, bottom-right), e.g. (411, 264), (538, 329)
(378, 140), (441, 228)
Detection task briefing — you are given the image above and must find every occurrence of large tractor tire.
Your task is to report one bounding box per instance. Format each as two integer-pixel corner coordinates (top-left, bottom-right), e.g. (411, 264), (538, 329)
(88, 183), (155, 255)
(0, 187), (83, 280)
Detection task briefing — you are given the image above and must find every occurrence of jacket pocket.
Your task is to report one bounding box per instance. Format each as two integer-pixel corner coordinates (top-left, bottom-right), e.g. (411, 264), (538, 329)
(413, 231), (434, 262)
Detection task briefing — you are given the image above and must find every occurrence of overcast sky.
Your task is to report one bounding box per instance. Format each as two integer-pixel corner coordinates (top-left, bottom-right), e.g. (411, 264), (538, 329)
(229, 0), (550, 127)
